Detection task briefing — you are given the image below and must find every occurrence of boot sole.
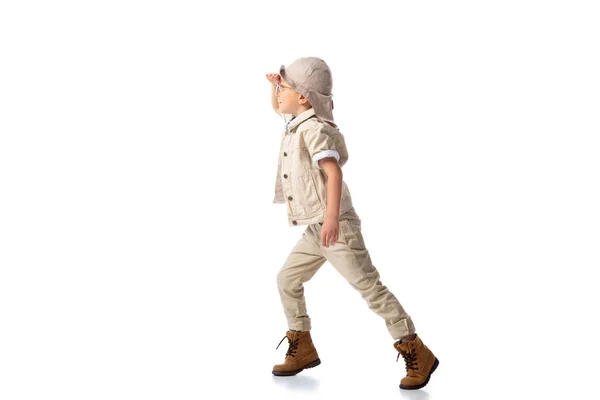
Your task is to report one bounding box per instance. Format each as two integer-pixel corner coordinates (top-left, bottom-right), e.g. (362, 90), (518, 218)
(399, 357), (439, 390)
(272, 358), (321, 376)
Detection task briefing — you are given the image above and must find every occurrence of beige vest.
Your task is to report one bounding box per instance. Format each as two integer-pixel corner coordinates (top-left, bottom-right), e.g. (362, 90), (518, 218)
(273, 108), (354, 226)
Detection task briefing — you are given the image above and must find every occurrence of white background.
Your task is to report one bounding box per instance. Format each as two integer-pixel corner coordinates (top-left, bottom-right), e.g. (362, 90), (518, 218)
(1, 1), (599, 399)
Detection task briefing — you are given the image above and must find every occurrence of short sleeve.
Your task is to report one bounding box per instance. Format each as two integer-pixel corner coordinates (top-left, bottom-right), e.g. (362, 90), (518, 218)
(302, 126), (340, 170)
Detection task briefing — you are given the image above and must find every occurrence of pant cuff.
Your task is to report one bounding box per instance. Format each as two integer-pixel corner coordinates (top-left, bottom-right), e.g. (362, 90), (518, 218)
(387, 316), (416, 340)
(287, 316), (311, 331)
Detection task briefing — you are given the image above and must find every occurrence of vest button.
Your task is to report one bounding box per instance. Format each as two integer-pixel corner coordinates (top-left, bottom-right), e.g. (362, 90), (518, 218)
(283, 152), (287, 156)
(283, 174), (288, 178)
(288, 196), (293, 201)
(292, 220), (297, 225)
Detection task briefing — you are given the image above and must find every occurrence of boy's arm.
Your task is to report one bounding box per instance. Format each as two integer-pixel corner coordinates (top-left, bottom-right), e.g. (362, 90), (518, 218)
(318, 158), (342, 220)
(270, 83), (281, 116)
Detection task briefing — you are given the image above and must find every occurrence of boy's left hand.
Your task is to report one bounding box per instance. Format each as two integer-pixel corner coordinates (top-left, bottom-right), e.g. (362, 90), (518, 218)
(321, 218), (340, 247)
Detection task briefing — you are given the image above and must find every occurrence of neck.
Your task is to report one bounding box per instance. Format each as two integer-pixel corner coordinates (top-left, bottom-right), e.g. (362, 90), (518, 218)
(291, 106), (312, 118)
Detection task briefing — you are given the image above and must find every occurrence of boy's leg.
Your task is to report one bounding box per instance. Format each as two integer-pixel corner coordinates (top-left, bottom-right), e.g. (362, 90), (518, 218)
(320, 216), (415, 340)
(318, 210), (438, 389)
(277, 225), (326, 331)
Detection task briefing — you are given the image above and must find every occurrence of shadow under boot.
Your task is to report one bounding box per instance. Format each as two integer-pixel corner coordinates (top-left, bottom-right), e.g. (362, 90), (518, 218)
(272, 330), (321, 376)
(393, 333), (439, 390)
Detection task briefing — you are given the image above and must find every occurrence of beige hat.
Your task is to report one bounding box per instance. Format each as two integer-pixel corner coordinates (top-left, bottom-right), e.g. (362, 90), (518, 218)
(279, 57), (337, 129)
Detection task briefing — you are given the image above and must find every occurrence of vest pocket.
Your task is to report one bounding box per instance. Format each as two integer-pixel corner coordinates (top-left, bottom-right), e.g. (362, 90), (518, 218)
(295, 169), (322, 214)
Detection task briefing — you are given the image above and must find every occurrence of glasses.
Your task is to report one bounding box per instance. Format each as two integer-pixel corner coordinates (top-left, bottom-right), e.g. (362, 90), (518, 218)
(276, 83), (293, 95)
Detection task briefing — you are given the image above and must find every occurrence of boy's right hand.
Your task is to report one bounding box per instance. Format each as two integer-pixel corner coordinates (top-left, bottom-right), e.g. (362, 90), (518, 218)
(265, 73), (281, 85)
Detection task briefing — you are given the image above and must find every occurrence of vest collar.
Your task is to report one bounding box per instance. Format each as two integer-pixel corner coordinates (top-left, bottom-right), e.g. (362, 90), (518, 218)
(285, 108), (316, 133)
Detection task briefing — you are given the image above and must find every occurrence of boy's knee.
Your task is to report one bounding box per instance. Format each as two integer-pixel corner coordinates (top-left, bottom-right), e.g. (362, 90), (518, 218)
(276, 269), (289, 288)
(277, 268), (297, 289)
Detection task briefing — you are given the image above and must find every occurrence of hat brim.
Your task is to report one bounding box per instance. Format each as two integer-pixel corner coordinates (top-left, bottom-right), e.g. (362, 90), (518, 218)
(279, 65), (304, 94)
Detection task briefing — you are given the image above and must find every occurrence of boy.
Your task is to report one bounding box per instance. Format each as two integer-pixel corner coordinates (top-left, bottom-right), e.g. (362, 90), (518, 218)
(265, 57), (439, 390)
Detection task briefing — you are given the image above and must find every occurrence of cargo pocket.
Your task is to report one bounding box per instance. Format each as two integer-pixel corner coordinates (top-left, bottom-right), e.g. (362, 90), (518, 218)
(339, 220), (366, 250)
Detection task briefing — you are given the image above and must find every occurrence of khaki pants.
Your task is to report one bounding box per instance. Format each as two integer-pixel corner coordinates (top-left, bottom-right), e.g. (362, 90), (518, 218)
(276, 207), (416, 340)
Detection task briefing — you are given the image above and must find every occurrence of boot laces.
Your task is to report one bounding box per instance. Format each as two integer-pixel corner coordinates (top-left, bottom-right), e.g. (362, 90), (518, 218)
(276, 335), (299, 358)
(396, 347), (418, 371)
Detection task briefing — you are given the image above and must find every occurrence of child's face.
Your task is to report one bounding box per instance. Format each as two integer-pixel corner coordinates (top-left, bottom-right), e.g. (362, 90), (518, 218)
(277, 77), (310, 116)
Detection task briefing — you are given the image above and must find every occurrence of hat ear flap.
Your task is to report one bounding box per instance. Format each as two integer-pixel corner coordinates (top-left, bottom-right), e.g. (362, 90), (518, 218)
(303, 88), (312, 101)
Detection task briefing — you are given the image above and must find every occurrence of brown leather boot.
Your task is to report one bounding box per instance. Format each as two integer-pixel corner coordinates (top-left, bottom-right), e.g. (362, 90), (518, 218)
(393, 333), (439, 390)
(272, 330), (321, 376)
